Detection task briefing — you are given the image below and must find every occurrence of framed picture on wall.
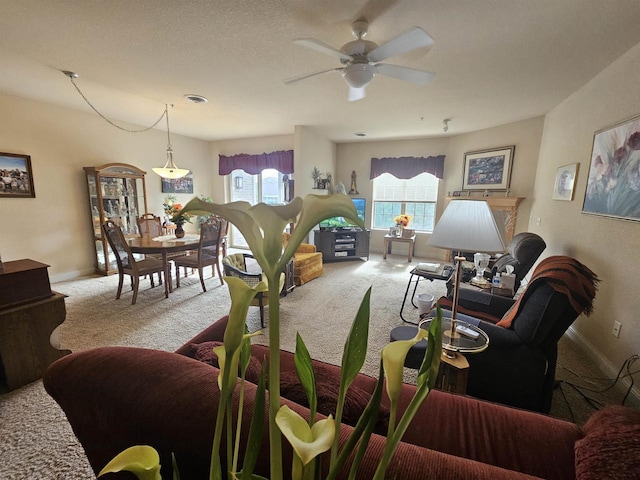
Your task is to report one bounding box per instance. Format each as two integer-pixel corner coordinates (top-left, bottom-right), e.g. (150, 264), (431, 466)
(582, 113), (640, 221)
(0, 152), (35, 198)
(552, 163), (579, 201)
(161, 171), (194, 194)
(462, 145), (515, 191)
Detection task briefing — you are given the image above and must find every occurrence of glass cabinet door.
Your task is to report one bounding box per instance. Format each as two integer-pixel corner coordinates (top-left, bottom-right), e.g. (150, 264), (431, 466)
(84, 164), (148, 275)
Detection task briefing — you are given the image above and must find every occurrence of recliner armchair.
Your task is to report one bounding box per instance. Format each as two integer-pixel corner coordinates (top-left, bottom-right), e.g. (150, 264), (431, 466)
(440, 255), (598, 413)
(491, 232), (546, 291)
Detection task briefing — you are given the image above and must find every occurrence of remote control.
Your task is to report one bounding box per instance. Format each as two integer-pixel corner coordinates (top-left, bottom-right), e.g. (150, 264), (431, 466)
(455, 324), (480, 339)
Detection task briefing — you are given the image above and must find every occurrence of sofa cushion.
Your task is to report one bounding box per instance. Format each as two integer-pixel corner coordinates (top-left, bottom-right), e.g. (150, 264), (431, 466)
(191, 341), (262, 383)
(575, 405), (640, 480)
(279, 364), (389, 433)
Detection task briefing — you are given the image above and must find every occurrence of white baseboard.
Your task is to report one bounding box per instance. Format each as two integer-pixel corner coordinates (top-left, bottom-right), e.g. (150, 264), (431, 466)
(50, 268), (95, 284)
(564, 326), (640, 408)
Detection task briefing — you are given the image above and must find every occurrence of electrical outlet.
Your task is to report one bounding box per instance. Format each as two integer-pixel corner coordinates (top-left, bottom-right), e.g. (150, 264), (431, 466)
(612, 321), (622, 338)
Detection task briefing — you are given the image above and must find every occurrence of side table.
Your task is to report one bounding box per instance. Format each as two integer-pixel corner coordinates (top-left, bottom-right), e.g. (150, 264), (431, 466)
(390, 319), (488, 394)
(383, 234), (416, 262)
(400, 264), (454, 324)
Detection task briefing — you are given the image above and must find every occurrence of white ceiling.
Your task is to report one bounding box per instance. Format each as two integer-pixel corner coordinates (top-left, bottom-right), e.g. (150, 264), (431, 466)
(2, 0), (640, 143)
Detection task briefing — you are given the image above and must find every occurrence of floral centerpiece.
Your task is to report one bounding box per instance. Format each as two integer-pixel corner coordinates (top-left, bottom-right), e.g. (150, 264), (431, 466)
(98, 194), (442, 480)
(393, 214), (412, 236)
(163, 195), (192, 238)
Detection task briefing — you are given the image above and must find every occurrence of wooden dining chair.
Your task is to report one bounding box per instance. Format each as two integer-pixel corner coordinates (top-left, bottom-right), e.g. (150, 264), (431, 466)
(102, 220), (164, 305)
(136, 213), (165, 284)
(136, 213), (163, 238)
(173, 217), (224, 292)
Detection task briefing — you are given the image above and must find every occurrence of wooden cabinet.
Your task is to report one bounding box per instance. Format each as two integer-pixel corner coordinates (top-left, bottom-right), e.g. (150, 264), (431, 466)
(84, 163), (148, 275)
(0, 259), (70, 392)
(314, 229), (370, 261)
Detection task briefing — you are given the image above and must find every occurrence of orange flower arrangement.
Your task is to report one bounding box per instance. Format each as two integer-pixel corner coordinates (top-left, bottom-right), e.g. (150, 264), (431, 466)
(394, 214), (412, 227)
(163, 195), (192, 225)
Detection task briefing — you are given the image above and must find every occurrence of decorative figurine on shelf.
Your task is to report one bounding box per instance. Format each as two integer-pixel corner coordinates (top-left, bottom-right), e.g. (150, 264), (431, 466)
(349, 170), (359, 195)
(334, 181), (347, 194)
(312, 167), (321, 189)
(326, 173), (333, 193)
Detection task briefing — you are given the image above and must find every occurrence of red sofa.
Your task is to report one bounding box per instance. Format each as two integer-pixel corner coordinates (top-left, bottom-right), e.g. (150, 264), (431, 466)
(44, 316), (640, 479)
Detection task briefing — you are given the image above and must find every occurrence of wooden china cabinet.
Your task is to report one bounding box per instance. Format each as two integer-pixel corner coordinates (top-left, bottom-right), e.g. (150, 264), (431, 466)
(83, 163), (148, 275)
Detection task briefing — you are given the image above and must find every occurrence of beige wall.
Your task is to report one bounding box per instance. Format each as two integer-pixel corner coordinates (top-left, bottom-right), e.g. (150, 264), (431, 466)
(294, 125), (336, 199)
(335, 117), (544, 260)
(0, 94), (213, 280)
(442, 117), (545, 236)
(530, 42), (640, 385)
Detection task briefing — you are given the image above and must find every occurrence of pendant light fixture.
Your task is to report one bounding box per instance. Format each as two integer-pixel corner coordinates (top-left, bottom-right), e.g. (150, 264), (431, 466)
(152, 104), (189, 179)
(62, 71), (189, 179)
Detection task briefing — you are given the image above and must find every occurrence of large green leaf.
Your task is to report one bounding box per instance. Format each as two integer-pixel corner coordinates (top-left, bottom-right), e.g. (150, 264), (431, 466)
(294, 333), (317, 421)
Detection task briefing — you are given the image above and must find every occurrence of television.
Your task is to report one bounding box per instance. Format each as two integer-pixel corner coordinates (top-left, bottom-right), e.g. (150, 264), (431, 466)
(319, 197), (366, 230)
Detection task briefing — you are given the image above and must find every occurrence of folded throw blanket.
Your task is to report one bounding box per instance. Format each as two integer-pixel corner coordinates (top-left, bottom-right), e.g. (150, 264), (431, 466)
(497, 256), (599, 329)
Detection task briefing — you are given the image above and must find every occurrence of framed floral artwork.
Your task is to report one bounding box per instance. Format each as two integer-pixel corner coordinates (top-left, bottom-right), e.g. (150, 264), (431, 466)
(0, 152), (35, 198)
(582, 113), (640, 221)
(462, 146), (515, 191)
(161, 171), (193, 194)
(552, 163), (578, 201)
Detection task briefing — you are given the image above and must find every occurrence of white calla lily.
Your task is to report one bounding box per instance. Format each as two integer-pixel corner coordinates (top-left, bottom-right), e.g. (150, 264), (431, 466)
(276, 405), (335, 467)
(382, 328), (429, 405)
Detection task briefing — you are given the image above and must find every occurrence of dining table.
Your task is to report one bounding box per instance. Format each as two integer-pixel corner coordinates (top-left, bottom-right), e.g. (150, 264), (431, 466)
(127, 234), (200, 298)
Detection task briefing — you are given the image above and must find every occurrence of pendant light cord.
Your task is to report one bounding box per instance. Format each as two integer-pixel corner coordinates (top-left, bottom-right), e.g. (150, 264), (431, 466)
(68, 74), (166, 133)
(165, 104), (172, 148)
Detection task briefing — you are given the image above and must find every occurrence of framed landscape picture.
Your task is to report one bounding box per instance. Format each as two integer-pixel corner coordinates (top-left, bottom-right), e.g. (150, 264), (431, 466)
(462, 146), (515, 191)
(161, 171), (194, 194)
(0, 152), (35, 198)
(582, 113), (640, 221)
(552, 163), (578, 201)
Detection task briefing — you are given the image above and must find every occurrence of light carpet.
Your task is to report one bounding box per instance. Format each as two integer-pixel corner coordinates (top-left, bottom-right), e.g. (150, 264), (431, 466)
(0, 253), (624, 479)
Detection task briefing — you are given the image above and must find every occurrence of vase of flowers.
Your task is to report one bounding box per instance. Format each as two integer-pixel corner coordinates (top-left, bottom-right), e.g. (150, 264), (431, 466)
(394, 214), (412, 236)
(163, 195), (192, 238)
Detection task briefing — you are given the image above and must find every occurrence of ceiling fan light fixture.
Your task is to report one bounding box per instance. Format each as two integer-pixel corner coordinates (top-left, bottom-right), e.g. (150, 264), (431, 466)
(342, 64), (375, 89)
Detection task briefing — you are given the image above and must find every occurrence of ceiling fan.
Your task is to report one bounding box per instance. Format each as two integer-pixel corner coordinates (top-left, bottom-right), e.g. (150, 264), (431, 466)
(285, 19), (435, 101)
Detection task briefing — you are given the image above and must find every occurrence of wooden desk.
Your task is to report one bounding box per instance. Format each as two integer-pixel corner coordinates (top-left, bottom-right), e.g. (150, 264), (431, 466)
(383, 233), (416, 262)
(127, 235), (201, 298)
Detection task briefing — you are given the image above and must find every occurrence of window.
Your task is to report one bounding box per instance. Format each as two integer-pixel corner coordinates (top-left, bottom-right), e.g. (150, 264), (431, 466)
(228, 168), (288, 247)
(372, 172), (439, 232)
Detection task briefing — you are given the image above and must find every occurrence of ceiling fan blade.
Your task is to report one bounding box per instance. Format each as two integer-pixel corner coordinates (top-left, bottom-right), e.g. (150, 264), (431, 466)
(375, 63), (435, 85)
(283, 68), (342, 85)
(293, 38), (353, 62)
(348, 86), (366, 102)
(367, 27), (434, 62)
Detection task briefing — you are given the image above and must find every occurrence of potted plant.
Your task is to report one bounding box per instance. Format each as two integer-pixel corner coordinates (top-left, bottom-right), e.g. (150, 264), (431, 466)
(99, 194), (442, 480)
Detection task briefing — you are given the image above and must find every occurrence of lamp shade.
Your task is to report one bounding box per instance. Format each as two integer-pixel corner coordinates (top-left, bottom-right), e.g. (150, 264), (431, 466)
(428, 200), (505, 253)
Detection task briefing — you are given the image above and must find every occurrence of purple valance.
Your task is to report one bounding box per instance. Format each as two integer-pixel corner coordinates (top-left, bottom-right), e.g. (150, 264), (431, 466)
(370, 155), (445, 180)
(219, 150), (294, 175)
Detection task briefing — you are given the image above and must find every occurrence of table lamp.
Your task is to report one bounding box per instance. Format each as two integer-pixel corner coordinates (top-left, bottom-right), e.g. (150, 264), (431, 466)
(427, 200), (505, 355)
